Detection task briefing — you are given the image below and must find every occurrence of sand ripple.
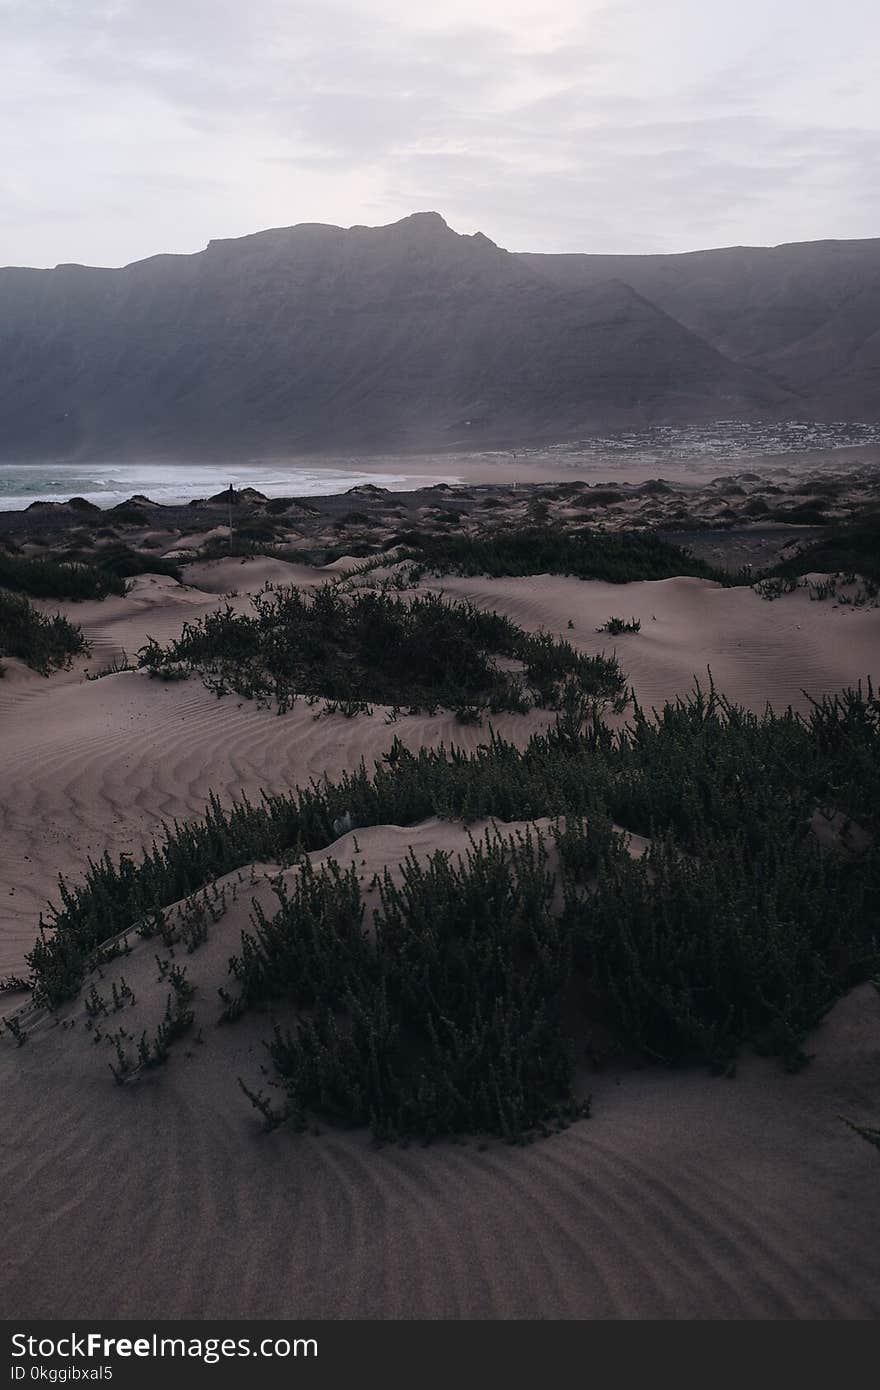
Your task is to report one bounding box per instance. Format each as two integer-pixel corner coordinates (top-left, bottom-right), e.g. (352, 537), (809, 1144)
(1, 982), (877, 1317)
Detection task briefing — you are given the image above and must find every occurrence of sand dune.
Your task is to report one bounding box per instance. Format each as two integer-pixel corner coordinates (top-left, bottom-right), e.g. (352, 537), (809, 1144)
(1, 851), (877, 1318)
(0, 670), (550, 978)
(32, 561), (329, 670)
(3, 566), (877, 973)
(428, 573), (880, 715)
(1, 559), (878, 1319)
(180, 555), (328, 593)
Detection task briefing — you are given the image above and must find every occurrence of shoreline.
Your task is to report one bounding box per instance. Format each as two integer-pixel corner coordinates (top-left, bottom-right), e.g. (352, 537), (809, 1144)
(2, 438), (880, 513)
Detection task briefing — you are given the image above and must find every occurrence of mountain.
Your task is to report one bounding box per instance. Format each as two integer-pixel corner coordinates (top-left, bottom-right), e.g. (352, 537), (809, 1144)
(519, 238), (880, 420)
(1, 213), (877, 462)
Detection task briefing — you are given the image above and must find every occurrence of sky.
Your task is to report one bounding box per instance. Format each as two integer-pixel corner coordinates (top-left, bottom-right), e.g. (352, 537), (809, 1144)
(1, 0), (878, 267)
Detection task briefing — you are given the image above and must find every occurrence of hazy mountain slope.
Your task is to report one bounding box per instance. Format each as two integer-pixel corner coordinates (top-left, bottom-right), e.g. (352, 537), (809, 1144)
(0, 213), (793, 460)
(519, 238), (880, 416)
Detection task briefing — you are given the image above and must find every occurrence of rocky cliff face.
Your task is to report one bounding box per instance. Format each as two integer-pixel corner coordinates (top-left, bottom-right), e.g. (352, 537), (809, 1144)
(2, 212), (875, 461)
(520, 237), (880, 420)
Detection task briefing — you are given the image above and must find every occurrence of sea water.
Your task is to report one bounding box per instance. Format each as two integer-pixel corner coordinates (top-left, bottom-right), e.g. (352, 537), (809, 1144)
(1, 421), (878, 510)
(0, 461), (422, 511)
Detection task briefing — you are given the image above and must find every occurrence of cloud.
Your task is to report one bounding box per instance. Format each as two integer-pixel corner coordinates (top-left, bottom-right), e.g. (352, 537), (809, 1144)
(0, 0), (878, 265)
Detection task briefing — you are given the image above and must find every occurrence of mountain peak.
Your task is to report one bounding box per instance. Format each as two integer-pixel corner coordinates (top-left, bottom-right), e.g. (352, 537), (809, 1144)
(396, 210), (448, 228)
(380, 211), (452, 238)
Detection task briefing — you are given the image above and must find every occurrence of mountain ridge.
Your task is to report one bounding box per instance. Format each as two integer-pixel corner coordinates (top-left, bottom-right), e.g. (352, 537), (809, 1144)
(0, 213), (875, 461)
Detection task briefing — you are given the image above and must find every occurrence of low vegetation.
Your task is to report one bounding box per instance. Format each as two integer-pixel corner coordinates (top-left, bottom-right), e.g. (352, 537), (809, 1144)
(0, 550), (125, 600)
(398, 525), (730, 584)
(0, 544), (182, 599)
(754, 572), (879, 607)
(768, 502), (830, 526)
(234, 833), (583, 1140)
(765, 517), (880, 585)
(0, 591), (87, 674)
(20, 679), (879, 1144)
(598, 616), (641, 634)
(90, 545), (182, 585)
(137, 583), (623, 715)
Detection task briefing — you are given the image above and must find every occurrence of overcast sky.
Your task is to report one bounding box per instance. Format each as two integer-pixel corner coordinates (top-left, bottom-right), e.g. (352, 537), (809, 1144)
(1, 0), (878, 267)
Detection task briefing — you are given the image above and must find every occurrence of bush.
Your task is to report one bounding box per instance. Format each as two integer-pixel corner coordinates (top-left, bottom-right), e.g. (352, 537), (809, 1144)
(0, 592), (87, 673)
(94, 546), (182, 584)
(236, 833), (582, 1141)
(769, 501), (829, 526)
(0, 552), (125, 600)
(401, 525), (728, 584)
(765, 518), (880, 585)
(0, 546), (182, 597)
(136, 583), (623, 716)
(24, 675), (880, 1114)
(598, 617), (641, 635)
(230, 519), (284, 543)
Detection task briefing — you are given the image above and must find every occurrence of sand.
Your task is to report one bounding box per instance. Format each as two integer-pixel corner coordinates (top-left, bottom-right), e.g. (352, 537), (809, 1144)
(426, 573), (880, 715)
(1, 892), (877, 1318)
(1, 550), (879, 1319)
(265, 440), (880, 491)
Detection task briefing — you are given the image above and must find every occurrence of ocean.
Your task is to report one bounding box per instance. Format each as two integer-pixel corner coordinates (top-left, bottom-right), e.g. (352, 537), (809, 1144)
(1, 422), (878, 510)
(0, 461), (428, 511)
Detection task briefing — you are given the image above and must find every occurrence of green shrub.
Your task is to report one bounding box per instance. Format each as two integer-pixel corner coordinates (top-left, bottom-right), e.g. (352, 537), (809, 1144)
(765, 518), (880, 585)
(401, 525), (728, 584)
(598, 617), (641, 634)
(94, 546), (182, 583)
(0, 592), (87, 673)
(230, 519), (284, 543)
(107, 507), (148, 525)
(0, 552), (125, 600)
(0, 546), (182, 597)
(237, 833), (582, 1141)
(25, 678), (879, 1081)
(136, 583), (623, 716)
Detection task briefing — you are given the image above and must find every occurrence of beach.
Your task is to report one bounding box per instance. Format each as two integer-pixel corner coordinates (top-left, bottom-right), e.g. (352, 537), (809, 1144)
(0, 453), (878, 1319)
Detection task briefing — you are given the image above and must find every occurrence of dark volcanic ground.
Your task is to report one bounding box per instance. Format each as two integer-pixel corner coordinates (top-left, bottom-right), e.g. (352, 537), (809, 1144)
(0, 454), (877, 577)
